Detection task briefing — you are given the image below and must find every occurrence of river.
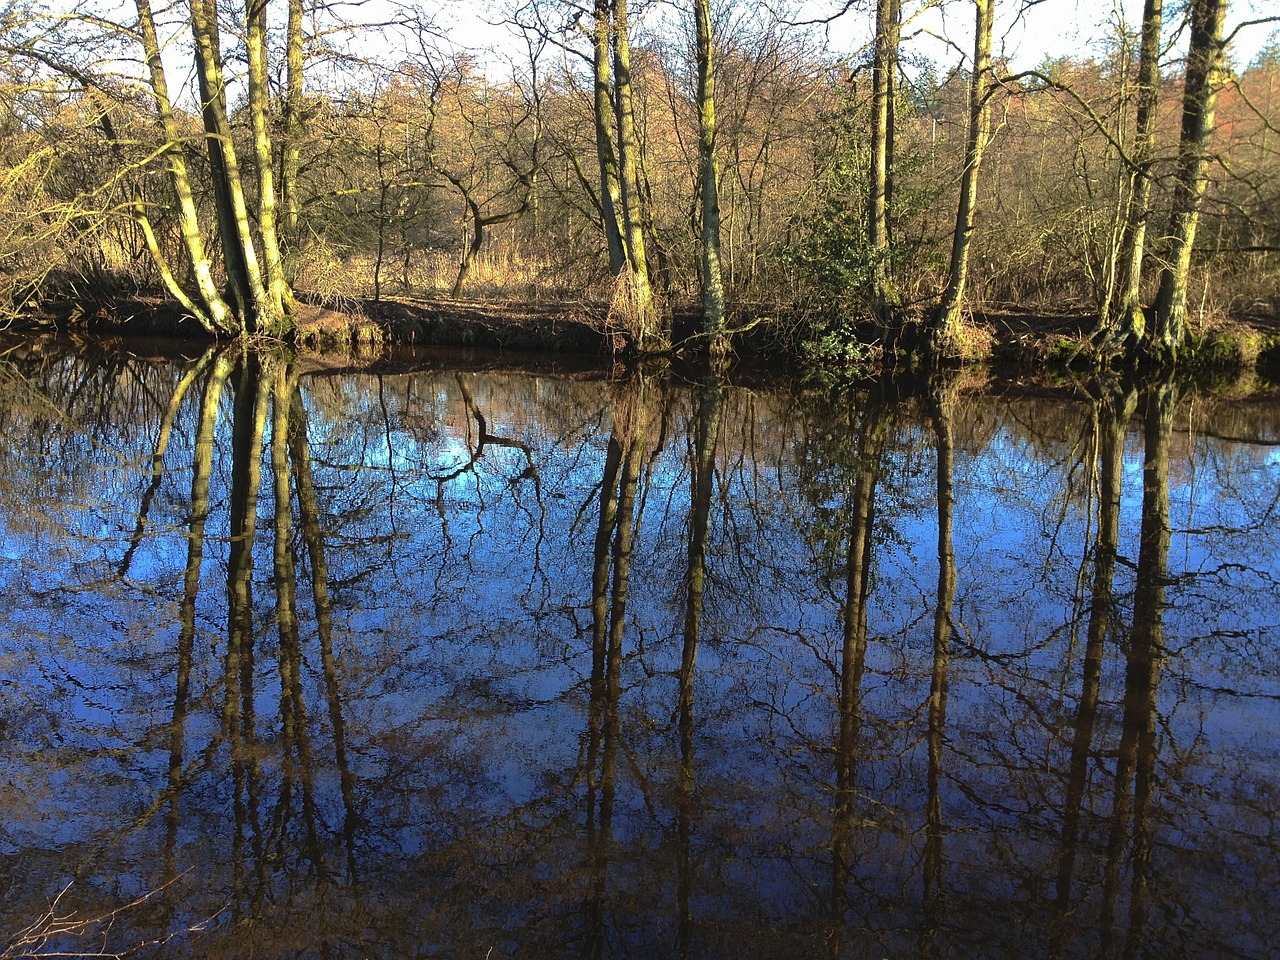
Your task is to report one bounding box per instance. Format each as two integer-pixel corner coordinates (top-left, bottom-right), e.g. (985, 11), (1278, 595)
(1, 338), (1277, 958)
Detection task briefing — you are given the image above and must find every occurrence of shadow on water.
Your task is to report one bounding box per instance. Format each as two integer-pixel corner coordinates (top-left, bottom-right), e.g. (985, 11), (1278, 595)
(0, 339), (1278, 957)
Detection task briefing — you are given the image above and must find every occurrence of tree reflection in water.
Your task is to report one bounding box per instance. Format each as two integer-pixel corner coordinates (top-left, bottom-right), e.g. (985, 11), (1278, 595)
(923, 371), (957, 955)
(0, 342), (1277, 958)
(677, 372), (723, 958)
(1050, 378), (1135, 959)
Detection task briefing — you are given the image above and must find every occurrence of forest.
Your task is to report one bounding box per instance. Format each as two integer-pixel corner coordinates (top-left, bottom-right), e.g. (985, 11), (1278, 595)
(1, 0), (1278, 366)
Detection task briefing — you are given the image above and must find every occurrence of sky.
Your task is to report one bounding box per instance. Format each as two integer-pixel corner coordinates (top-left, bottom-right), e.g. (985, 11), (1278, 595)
(58, 0), (1280, 95)
(447, 0), (1279, 74)
(987, 0), (1277, 69)
(791, 0), (1278, 72)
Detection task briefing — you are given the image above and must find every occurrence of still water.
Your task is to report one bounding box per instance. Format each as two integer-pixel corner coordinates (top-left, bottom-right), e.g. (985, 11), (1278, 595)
(1, 339), (1277, 958)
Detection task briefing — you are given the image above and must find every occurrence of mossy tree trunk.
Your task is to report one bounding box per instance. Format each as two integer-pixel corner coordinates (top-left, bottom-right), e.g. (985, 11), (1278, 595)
(612, 0), (665, 351)
(1148, 0), (1228, 363)
(694, 0), (726, 357)
(132, 0), (297, 335)
(189, 0), (269, 328)
(932, 0), (994, 356)
(133, 0), (237, 335)
(1109, 0), (1164, 352)
(590, 0), (667, 353)
(279, 0), (305, 277)
(869, 0), (901, 327)
(246, 0), (295, 328)
(592, 0), (627, 274)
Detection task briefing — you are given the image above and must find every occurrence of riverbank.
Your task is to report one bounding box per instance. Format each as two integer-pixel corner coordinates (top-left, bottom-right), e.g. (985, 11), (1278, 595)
(20, 289), (1280, 374)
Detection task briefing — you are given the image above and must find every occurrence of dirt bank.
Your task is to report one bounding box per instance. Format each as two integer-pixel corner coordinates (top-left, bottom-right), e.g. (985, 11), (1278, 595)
(22, 290), (1280, 372)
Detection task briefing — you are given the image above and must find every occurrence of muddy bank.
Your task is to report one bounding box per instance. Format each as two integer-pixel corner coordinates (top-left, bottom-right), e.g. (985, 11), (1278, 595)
(20, 290), (1280, 373)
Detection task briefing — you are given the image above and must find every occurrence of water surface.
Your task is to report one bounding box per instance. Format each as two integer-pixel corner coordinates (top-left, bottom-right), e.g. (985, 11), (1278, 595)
(1, 340), (1278, 958)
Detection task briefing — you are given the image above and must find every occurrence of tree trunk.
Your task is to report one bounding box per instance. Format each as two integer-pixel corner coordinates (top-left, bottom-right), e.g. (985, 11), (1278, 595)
(245, 0), (294, 329)
(869, 0), (901, 326)
(932, 0), (994, 355)
(612, 0), (665, 350)
(189, 0), (279, 333)
(592, 0), (627, 273)
(133, 0), (236, 334)
(694, 0), (726, 356)
(189, 0), (256, 320)
(374, 138), (388, 302)
(1149, 0), (1228, 363)
(280, 0), (304, 264)
(453, 194), (484, 298)
(1110, 0), (1164, 352)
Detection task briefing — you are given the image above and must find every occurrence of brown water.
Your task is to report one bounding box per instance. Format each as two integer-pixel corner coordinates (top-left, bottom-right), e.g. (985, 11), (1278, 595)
(1, 340), (1277, 958)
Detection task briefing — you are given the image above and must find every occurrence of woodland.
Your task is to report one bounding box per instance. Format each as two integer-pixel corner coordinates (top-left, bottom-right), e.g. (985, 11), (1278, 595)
(0, 0), (1278, 367)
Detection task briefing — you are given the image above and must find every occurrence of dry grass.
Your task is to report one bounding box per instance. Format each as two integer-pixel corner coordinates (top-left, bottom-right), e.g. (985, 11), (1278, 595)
(927, 314), (997, 363)
(293, 238), (591, 305)
(293, 300), (385, 352)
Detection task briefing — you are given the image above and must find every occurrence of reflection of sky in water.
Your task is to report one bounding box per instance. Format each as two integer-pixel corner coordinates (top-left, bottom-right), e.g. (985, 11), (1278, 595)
(0, 353), (1278, 958)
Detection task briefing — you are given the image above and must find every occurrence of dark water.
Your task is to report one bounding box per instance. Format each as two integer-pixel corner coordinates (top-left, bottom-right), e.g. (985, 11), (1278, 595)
(1, 340), (1278, 959)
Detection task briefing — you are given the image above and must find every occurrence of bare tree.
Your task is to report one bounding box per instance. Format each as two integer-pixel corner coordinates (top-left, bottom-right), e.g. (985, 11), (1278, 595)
(1108, 0), (1164, 353)
(607, 0), (667, 350)
(1148, 0), (1229, 362)
(417, 56), (541, 297)
(932, 0), (995, 356)
(869, 0), (901, 326)
(694, 0), (727, 355)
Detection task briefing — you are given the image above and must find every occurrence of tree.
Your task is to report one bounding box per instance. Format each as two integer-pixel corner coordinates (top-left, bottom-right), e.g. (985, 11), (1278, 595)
(279, 0), (307, 263)
(131, 0), (243, 335)
(3, 0), (309, 335)
(172, 0), (294, 333)
(868, 0), (901, 327)
(694, 0), (727, 355)
(932, 0), (995, 356)
(416, 56), (541, 298)
(1148, 0), (1229, 362)
(1108, 0), (1164, 352)
(592, 0), (666, 351)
